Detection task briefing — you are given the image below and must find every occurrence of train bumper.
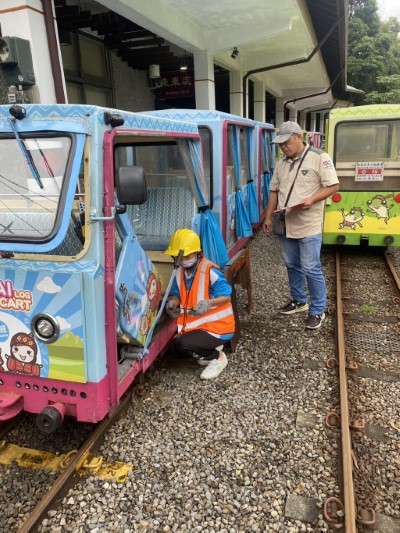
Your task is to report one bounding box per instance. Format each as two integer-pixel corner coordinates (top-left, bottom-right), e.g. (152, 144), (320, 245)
(0, 391), (23, 420)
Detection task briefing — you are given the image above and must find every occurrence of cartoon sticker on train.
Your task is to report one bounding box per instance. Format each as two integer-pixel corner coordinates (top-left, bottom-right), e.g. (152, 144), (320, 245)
(339, 207), (365, 230)
(0, 104), (258, 432)
(323, 105), (400, 246)
(0, 272), (85, 382)
(366, 193), (394, 223)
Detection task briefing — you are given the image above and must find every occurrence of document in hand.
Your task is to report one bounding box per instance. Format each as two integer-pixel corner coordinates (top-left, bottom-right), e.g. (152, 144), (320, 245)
(273, 201), (306, 215)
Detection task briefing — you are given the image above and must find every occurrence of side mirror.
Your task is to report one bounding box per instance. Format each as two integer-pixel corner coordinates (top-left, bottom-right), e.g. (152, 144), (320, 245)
(116, 166), (147, 205)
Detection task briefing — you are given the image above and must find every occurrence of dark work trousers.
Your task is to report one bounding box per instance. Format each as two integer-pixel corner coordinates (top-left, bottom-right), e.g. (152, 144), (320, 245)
(169, 330), (223, 361)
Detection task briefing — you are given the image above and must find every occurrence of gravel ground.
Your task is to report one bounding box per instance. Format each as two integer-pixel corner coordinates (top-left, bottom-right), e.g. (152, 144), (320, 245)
(2, 233), (400, 533)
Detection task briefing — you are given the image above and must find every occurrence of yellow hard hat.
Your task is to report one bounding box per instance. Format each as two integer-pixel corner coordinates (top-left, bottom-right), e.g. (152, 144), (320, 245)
(165, 229), (202, 256)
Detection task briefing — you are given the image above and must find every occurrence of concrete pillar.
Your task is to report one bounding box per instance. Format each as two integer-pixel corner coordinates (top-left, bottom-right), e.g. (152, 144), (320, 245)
(299, 112), (306, 130)
(275, 97), (284, 127)
(230, 70), (243, 116)
(0, 0), (60, 103)
(193, 51), (215, 110)
(310, 112), (317, 131)
(288, 108), (298, 123)
(253, 79), (265, 122)
(318, 113), (325, 132)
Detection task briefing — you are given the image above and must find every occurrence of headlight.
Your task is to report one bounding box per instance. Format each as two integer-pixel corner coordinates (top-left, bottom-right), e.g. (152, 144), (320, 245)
(31, 313), (60, 343)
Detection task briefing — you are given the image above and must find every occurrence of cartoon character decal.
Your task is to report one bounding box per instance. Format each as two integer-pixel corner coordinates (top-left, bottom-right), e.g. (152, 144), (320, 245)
(119, 282), (139, 325)
(146, 272), (161, 313)
(367, 194), (394, 223)
(3, 332), (42, 376)
(0, 271), (86, 383)
(139, 314), (150, 338)
(137, 272), (162, 340)
(339, 207), (365, 230)
(116, 250), (162, 346)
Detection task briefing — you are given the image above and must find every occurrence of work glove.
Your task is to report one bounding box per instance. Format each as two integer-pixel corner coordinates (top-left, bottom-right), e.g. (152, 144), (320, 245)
(190, 299), (211, 317)
(165, 299), (180, 319)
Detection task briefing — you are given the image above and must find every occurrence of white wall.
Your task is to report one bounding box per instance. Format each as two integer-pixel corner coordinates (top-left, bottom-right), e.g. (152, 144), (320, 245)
(0, 0), (59, 103)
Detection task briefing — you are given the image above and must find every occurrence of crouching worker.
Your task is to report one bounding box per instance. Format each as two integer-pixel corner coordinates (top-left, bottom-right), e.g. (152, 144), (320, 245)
(164, 229), (235, 380)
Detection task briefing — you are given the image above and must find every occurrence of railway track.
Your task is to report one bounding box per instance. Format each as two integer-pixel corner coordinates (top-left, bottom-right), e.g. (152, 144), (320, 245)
(325, 248), (400, 531)
(0, 387), (139, 533)
(1, 245), (400, 531)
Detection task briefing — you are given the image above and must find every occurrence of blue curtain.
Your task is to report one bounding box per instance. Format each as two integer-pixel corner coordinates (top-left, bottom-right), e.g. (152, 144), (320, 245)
(269, 130), (276, 169)
(245, 128), (259, 223)
(192, 211), (229, 270)
(261, 130), (274, 209)
(184, 139), (229, 269)
(232, 127), (252, 238)
(246, 180), (259, 223)
(262, 171), (272, 208)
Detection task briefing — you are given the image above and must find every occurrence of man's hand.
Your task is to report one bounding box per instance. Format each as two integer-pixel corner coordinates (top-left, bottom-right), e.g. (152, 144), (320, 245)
(165, 299), (180, 319)
(300, 197), (313, 210)
(262, 217), (272, 235)
(190, 299), (211, 316)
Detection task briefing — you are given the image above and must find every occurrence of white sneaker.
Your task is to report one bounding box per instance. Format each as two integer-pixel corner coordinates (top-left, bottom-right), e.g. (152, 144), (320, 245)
(197, 345), (224, 366)
(200, 352), (228, 380)
(197, 358), (212, 366)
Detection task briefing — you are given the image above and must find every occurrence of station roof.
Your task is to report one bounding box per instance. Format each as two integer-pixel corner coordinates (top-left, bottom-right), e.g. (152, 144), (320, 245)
(87, 0), (349, 113)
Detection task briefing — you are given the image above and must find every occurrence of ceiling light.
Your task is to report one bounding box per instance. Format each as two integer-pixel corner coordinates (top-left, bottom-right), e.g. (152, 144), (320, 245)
(179, 53), (188, 71)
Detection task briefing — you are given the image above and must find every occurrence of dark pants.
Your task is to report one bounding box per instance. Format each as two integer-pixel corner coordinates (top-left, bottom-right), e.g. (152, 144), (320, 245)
(169, 330), (223, 361)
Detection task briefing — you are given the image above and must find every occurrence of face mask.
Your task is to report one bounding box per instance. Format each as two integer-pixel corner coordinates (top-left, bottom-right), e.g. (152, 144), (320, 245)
(181, 256), (197, 269)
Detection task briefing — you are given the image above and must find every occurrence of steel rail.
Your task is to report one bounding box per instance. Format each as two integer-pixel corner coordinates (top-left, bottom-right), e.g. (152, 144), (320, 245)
(335, 249), (357, 532)
(384, 250), (400, 292)
(17, 391), (134, 533)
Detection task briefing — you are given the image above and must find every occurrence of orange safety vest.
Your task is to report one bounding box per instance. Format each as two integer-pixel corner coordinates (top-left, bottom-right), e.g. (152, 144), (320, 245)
(176, 257), (235, 337)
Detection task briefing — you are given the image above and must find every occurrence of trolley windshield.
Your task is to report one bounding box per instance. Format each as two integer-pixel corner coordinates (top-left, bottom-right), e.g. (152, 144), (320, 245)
(0, 135), (73, 242)
(334, 119), (400, 191)
(335, 120), (400, 162)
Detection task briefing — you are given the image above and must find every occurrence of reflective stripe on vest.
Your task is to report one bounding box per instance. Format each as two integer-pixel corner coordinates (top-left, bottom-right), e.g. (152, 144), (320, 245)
(176, 257), (235, 336)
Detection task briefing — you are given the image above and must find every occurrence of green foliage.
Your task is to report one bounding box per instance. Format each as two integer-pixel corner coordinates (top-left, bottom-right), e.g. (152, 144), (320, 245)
(364, 75), (400, 103)
(348, 0), (400, 104)
(360, 303), (375, 313)
(349, 0), (380, 34)
(381, 16), (400, 33)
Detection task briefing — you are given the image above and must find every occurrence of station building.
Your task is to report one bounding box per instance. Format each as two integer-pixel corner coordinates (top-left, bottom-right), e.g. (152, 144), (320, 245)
(0, 0), (354, 131)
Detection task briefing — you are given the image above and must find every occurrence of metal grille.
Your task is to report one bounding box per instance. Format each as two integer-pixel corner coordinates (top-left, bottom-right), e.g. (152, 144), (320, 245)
(346, 332), (400, 353)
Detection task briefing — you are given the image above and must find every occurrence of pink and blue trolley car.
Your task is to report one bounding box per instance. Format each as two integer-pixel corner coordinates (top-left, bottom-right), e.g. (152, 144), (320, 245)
(0, 104), (232, 431)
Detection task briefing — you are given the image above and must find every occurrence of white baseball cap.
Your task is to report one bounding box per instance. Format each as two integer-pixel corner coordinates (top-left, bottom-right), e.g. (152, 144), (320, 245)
(272, 121), (302, 143)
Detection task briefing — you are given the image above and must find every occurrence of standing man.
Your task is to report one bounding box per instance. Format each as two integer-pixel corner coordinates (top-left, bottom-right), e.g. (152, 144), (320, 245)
(262, 121), (339, 329)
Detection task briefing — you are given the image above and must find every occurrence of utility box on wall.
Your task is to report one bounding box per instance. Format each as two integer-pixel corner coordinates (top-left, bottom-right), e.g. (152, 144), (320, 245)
(0, 36), (36, 86)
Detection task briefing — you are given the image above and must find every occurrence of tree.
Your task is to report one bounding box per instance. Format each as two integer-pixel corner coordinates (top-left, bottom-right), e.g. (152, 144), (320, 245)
(349, 0), (380, 35)
(381, 16), (400, 34)
(347, 0), (400, 104)
(364, 75), (400, 103)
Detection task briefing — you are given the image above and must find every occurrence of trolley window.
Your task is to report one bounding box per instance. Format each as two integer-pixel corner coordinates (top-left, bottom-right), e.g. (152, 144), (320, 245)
(0, 135), (74, 242)
(334, 120), (400, 191)
(114, 140), (201, 247)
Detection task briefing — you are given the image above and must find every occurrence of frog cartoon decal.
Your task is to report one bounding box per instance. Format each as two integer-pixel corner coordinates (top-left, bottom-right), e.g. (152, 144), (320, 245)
(339, 207), (365, 230)
(367, 194), (394, 223)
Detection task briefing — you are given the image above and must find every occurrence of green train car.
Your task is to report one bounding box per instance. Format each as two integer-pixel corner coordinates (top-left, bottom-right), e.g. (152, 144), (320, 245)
(323, 105), (400, 246)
